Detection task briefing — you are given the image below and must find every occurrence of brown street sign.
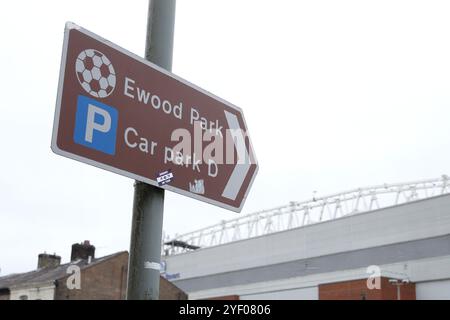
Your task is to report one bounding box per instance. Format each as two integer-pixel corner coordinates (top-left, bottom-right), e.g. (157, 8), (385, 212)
(51, 22), (258, 212)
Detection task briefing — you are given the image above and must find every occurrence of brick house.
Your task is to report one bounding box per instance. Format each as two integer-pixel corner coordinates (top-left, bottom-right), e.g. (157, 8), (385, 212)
(0, 241), (186, 300)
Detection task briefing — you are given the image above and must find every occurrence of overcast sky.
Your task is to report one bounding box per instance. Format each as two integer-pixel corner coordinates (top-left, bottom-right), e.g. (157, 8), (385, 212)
(1, 0), (450, 275)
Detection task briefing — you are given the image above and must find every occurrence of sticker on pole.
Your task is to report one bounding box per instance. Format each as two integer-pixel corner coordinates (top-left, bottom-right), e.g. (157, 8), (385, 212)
(157, 170), (174, 186)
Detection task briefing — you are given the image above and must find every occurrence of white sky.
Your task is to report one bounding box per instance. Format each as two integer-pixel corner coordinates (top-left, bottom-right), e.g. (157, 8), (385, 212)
(1, 0), (450, 275)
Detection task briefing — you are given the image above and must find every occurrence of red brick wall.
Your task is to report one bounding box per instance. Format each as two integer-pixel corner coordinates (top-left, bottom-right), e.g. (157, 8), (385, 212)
(207, 295), (240, 300)
(54, 252), (128, 300)
(54, 251), (187, 300)
(379, 277), (416, 300)
(320, 278), (382, 300)
(319, 277), (416, 300)
(160, 277), (188, 300)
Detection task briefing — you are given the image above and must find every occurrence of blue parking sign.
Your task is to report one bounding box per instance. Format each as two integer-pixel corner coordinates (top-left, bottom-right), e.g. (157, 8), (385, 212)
(73, 95), (118, 155)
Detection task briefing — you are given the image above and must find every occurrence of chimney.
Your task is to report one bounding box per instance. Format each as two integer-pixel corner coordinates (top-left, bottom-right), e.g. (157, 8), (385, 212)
(37, 253), (61, 269)
(71, 240), (95, 261)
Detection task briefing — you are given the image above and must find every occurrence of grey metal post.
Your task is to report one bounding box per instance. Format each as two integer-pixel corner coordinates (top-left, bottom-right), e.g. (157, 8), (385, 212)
(127, 0), (176, 300)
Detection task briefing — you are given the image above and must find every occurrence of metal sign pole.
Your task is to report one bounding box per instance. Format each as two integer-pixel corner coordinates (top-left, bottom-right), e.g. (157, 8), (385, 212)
(127, 0), (176, 300)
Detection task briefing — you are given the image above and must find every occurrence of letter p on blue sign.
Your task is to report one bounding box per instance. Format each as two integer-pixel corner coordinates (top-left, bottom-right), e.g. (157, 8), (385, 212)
(73, 95), (118, 155)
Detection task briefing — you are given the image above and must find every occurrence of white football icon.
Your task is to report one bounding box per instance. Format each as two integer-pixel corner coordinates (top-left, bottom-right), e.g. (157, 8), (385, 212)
(75, 49), (116, 98)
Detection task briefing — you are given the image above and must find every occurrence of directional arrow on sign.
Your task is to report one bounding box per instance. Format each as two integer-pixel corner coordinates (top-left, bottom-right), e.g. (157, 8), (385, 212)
(221, 111), (253, 201)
